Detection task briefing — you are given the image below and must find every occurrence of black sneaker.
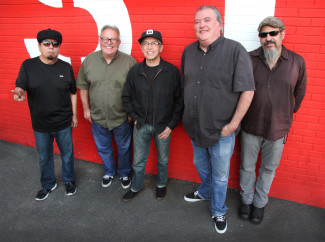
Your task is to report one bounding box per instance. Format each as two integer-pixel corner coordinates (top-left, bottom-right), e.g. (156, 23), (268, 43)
(102, 175), (113, 187)
(120, 177), (131, 189)
(184, 191), (203, 202)
(213, 215), (227, 234)
(156, 187), (167, 200)
(239, 202), (252, 220)
(251, 205), (264, 224)
(65, 182), (77, 196)
(35, 183), (57, 201)
(122, 190), (138, 202)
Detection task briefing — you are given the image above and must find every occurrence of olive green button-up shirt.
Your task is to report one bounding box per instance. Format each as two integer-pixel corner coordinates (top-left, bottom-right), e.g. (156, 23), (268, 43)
(77, 50), (137, 130)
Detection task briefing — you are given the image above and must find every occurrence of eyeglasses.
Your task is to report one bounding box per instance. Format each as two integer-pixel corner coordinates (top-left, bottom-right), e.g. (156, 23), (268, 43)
(141, 41), (161, 47)
(258, 31), (281, 38)
(41, 40), (60, 47)
(99, 37), (119, 44)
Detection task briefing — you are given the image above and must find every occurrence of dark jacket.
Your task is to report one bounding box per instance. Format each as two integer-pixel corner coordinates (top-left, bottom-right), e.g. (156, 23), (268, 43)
(122, 58), (183, 134)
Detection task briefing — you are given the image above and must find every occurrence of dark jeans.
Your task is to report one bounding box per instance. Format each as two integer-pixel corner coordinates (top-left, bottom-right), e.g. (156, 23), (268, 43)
(34, 126), (76, 189)
(91, 120), (132, 178)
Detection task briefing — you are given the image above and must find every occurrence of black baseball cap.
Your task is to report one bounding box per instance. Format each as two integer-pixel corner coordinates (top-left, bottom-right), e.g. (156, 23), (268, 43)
(138, 29), (163, 44)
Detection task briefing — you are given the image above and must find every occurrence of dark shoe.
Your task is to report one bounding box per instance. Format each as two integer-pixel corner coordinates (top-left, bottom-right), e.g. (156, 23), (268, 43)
(120, 177), (131, 189)
(251, 205), (264, 224)
(184, 191), (203, 202)
(102, 175), (113, 188)
(35, 183), (57, 201)
(156, 187), (167, 200)
(65, 182), (77, 196)
(239, 202), (252, 220)
(123, 190), (138, 202)
(213, 215), (227, 234)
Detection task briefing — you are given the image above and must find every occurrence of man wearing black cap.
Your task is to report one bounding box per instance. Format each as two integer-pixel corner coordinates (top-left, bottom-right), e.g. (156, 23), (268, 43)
(239, 16), (307, 224)
(122, 29), (183, 201)
(12, 28), (78, 201)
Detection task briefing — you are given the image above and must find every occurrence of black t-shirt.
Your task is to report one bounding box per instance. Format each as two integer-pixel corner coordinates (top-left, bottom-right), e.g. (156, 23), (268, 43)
(16, 57), (76, 132)
(143, 62), (159, 124)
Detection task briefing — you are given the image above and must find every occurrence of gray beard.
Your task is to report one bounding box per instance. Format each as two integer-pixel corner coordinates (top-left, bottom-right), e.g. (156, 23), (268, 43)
(263, 41), (279, 65)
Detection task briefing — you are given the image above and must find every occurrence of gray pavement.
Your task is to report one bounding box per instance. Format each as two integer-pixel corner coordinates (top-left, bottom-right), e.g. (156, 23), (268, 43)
(0, 139), (324, 241)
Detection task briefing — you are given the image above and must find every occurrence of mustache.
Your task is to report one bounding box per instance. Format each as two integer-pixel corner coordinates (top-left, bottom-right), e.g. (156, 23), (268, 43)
(264, 40), (277, 46)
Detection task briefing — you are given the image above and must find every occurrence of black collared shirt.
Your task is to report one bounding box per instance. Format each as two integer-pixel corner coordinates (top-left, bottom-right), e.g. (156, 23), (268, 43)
(181, 36), (255, 148)
(242, 46), (307, 141)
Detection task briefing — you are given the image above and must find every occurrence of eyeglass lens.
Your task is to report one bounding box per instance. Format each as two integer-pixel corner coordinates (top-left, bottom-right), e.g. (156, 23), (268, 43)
(258, 31), (280, 38)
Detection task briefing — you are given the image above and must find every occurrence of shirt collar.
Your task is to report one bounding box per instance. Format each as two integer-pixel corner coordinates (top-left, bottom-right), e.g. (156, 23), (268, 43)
(253, 45), (289, 61)
(196, 36), (224, 52)
(99, 50), (120, 63)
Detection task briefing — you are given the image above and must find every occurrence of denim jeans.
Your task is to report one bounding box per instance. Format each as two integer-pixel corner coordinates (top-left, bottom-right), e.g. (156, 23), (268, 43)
(91, 120), (132, 178)
(191, 133), (235, 216)
(34, 126), (76, 189)
(240, 131), (285, 208)
(131, 124), (171, 192)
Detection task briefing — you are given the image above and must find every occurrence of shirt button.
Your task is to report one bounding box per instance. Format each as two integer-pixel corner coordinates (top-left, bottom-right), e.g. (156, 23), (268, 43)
(194, 96), (196, 99)
(200, 67), (203, 69)
(197, 81), (200, 84)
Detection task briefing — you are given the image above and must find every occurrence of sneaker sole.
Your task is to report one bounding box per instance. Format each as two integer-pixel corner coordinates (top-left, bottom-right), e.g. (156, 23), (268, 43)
(215, 223), (227, 234)
(102, 181), (112, 188)
(35, 183), (57, 201)
(66, 187), (77, 196)
(121, 182), (131, 189)
(184, 195), (203, 202)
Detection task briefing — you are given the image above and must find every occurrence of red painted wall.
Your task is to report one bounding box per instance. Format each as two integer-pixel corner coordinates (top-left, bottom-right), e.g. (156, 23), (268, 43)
(0, 0), (324, 208)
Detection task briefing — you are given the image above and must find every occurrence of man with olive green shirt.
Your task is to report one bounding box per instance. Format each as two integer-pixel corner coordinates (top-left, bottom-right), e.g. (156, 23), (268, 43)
(76, 25), (136, 189)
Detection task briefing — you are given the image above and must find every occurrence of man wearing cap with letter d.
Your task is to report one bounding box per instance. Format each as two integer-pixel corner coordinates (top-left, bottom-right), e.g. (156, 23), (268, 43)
(122, 29), (183, 201)
(12, 28), (78, 201)
(239, 16), (307, 223)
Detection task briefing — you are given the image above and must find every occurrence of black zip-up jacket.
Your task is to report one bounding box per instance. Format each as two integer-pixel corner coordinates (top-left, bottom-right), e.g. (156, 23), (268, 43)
(122, 58), (183, 134)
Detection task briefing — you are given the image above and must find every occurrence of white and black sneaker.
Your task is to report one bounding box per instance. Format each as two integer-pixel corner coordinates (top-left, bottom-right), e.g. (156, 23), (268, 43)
(65, 182), (77, 196)
(102, 175), (113, 187)
(213, 214), (227, 234)
(35, 183), (57, 201)
(120, 177), (131, 189)
(184, 191), (203, 202)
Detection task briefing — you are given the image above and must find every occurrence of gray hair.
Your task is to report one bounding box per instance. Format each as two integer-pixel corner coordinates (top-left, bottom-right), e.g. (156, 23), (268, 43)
(100, 25), (120, 37)
(195, 5), (223, 34)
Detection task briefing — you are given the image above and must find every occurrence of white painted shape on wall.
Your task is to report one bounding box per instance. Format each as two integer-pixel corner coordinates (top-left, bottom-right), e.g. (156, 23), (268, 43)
(224, 0), (276, 51)
(74, 0), (133, 56)
(38, 0), (62, 8)
(24, 0), (132, 64)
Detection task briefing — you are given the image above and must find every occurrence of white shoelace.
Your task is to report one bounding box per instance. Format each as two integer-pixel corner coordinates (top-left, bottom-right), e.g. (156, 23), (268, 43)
(214, 215), (225, 222)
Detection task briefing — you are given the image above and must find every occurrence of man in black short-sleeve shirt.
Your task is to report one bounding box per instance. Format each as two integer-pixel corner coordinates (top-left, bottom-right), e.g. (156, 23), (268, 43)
(12, 28), (78, 201)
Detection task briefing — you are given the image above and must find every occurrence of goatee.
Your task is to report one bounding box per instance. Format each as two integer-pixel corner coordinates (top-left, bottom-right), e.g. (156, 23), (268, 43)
(47, 55), (54, 60)
(263, 41), (279, 65)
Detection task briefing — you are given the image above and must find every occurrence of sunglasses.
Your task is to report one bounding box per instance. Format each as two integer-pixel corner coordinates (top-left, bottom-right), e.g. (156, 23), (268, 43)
(258, 31), (281, 38)
(41, 40), (60, 47)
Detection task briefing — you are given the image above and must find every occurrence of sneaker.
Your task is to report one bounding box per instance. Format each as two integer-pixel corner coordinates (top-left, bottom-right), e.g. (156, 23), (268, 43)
(239, 202), (252, 220)
(122, 190), (138, 202)
(65, 182), (77, 196)
(251, 205), (264, 224)
(156, 187), (167, 200)
(102, 175), (113, 188)
(184, 191), (203, 202)
(120, 177), (131, 189)
(35, 183), (57, 201)
(213, 215), (227, 234)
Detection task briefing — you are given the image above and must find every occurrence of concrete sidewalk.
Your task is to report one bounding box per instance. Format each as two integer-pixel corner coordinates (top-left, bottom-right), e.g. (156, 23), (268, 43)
(0, 140), (324, 241)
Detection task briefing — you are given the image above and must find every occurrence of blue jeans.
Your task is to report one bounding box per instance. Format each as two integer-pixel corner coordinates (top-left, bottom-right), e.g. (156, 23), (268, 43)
(34, 126), (76, 189)
(131, 124), (171, 192)
(191, 133), (235, 216)
(91, 120), (132, 177)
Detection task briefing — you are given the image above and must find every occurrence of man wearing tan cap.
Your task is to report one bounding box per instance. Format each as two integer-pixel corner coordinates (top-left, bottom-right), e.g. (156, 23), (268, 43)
(239, 16), (307, 223)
